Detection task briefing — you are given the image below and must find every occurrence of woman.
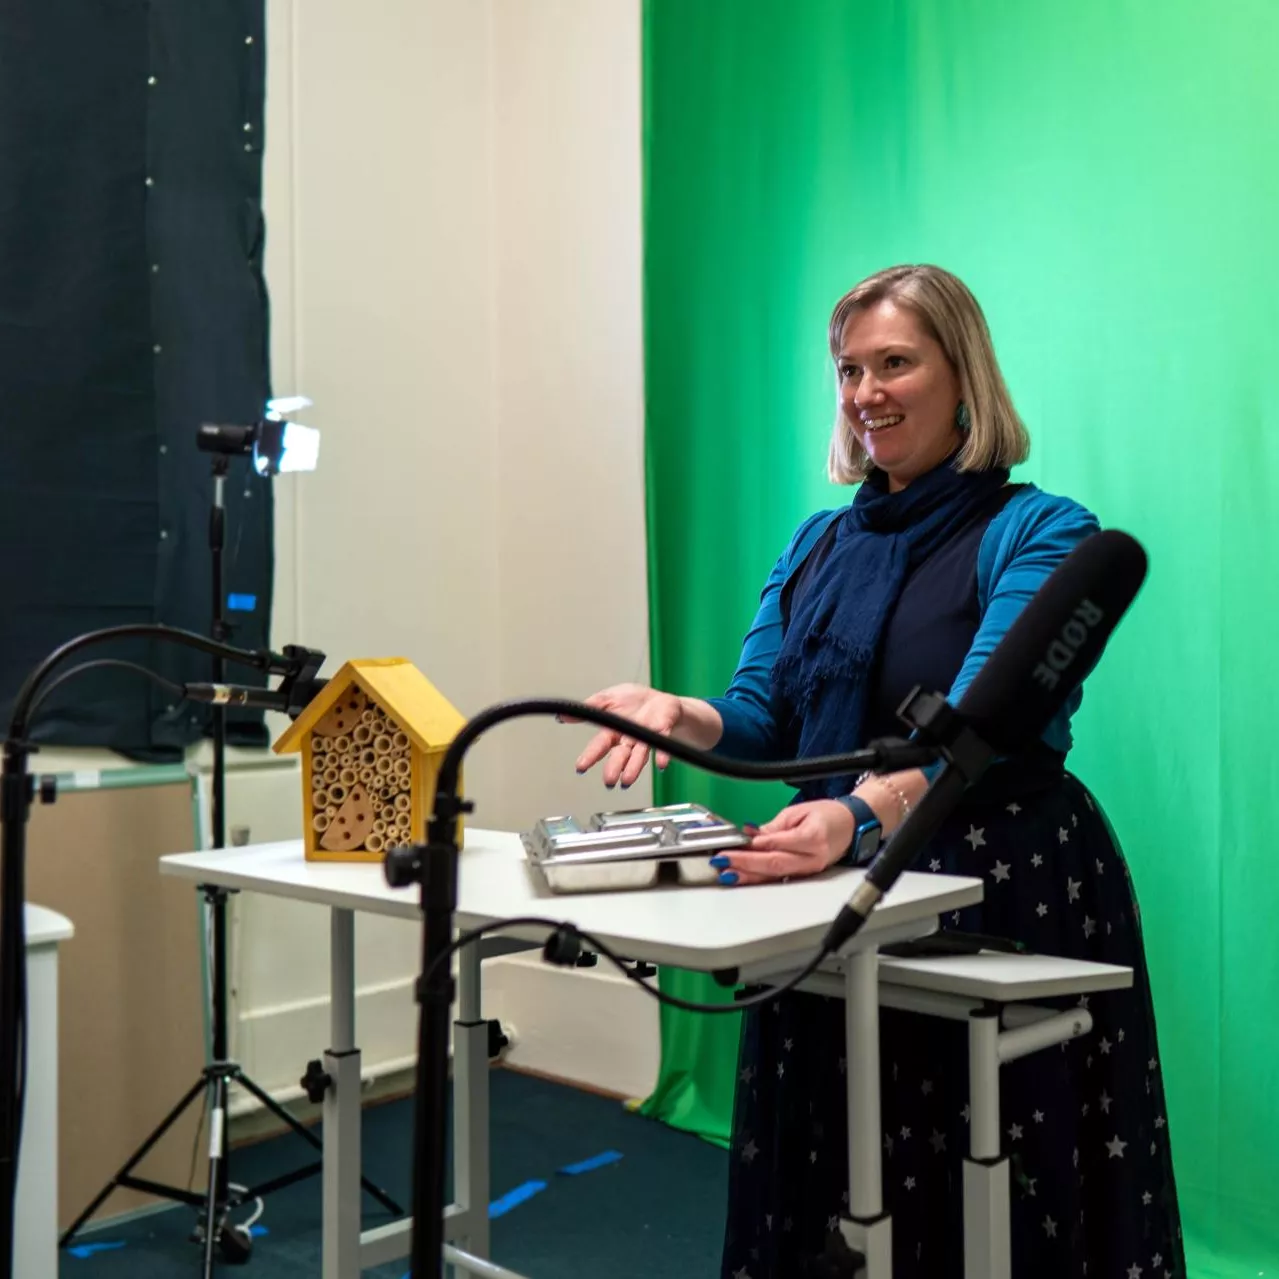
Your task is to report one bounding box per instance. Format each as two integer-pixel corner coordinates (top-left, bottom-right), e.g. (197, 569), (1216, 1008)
(574, 265), (1182, 1277)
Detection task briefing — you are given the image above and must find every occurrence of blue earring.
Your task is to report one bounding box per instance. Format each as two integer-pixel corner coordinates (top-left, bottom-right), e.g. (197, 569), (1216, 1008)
(955, 401), (971, 432)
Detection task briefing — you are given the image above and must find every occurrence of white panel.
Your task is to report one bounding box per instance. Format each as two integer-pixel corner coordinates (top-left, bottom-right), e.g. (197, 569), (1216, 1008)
(489, 0), (650, 834)
(235, 0), (655, 1110)
(283, 0), (503, 800)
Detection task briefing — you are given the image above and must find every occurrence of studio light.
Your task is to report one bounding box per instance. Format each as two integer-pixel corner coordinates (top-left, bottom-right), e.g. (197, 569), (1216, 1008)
(196, 394), (320, 477)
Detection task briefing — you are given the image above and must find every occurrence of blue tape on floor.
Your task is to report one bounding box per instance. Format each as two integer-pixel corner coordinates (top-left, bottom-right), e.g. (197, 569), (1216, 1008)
(227, 593), (258, 612)
(249, 1225), (270, 1237)
(559, 1150), (624, 1176)
(488, 1179), (547, 1218)
(67, 1241), (127, 1259)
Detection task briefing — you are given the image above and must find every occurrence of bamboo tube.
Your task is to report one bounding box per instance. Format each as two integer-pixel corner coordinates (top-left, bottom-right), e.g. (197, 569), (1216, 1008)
(313, 789), (330, 809)
(360, 748), (377, 767)
(393, 758), (411, 780)
(373, 818), (387, 835)
(329, 783), (347, 804)
(324, 765), (339, 784)
(396, 812), (412, 833)
(373, 734), (393, 755)
(394, 794), (412, 814)
(392, 731), (410, 752)
(334, 735), (352, 753)
(359, 767), (376, 787)
(375, 757), (393, 776)
(365, 832), (384, 853)
(312, 813), (331, 833)
(325, 804), (339, 819)
(361, 708), (379, 725)
(311, 769), (326, 788)
(312, 735), (330, 754)
(353, 723), (373, 745)
(340, 767), (358, 788)
(381, 805), (397, 824)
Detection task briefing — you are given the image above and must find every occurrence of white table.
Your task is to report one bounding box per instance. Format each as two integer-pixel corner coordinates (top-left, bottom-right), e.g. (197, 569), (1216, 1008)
(161, 828), (983, 1278)
(17, 904), (75, 1279)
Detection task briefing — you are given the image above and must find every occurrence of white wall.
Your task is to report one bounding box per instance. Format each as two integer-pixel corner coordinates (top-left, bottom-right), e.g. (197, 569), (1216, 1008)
(230, 0), (656, 1105)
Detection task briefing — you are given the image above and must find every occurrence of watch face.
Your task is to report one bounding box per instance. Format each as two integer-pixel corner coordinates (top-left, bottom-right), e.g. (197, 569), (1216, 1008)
(856, 822), (882, 859)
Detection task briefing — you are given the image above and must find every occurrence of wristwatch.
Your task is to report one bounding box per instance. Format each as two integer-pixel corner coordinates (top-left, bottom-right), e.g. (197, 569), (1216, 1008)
(832, 794), (882, 866)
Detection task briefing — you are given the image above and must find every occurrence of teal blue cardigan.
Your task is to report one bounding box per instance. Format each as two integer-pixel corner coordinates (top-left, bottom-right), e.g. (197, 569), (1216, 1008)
(706, 485), (1100, 762)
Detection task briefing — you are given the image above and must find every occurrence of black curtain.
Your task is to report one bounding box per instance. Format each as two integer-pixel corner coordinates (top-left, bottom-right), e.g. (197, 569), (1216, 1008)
(0, 0), (274, 760)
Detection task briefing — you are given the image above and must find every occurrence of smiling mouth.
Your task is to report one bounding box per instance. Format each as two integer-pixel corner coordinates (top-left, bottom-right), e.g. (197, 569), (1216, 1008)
(863, 414), (904, 433)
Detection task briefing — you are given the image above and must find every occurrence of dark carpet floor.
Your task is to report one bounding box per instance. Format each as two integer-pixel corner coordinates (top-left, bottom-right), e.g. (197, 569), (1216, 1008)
(59, 1068), (728, 1278)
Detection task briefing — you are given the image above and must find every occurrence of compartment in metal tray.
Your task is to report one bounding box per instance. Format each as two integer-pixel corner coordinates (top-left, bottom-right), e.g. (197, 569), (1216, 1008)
(521, 803), (749, 893)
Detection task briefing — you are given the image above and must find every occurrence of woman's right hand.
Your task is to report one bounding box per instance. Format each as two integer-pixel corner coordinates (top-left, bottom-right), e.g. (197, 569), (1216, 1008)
(565, 684), (684, 788)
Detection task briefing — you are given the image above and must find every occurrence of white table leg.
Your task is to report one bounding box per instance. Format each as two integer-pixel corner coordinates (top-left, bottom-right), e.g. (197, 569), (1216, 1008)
(964, 1008), (1009, 1279)
(452, 939), (491, 1259)
(324, 907), (361, 1279)
(841, 945), (892, 1277)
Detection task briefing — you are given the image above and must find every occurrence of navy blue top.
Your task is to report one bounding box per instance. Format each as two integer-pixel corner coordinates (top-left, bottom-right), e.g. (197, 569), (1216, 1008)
(708, 483), (1101, 762)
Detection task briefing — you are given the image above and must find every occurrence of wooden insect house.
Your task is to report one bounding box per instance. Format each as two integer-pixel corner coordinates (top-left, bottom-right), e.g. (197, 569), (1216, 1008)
(272, 658), (467, 862)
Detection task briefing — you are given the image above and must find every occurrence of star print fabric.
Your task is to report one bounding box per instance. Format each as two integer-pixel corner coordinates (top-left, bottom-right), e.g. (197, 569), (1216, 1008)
(721, 771), (1183, 1279)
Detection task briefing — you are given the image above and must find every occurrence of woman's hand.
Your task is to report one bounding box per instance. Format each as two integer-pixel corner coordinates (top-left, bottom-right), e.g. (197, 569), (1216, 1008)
(563, 684), (685, 788)
(709, 800), (856, 886)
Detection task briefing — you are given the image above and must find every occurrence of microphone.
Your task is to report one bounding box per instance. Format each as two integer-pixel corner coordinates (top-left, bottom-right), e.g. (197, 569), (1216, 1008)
(183, 676), (328, 718)
(940, 528), (1149, 756)
(821, 528), (1148, 954)
(184, 682), (294, 711)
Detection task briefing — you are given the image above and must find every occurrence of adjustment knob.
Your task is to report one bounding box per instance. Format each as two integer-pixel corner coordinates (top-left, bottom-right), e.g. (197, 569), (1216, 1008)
(384, 845), (423, 888)
(300, 1059), (331, 1103)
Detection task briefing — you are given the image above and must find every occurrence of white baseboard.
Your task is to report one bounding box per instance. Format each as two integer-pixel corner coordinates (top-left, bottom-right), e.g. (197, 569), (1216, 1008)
(229, 950), (660, 1117)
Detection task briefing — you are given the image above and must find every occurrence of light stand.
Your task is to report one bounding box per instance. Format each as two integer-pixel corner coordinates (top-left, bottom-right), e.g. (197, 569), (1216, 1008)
(58, 411), (403, 1275)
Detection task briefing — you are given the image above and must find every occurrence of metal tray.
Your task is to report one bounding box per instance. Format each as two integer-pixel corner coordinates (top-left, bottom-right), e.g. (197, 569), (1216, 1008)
(521, 803), (749, 894)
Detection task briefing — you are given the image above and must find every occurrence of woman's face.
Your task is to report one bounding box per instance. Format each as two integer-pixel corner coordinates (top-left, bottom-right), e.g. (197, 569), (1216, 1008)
(837, 299), (963, 491)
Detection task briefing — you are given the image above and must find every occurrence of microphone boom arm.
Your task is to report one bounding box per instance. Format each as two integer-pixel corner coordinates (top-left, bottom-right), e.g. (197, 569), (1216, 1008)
(384, 692), (952, 1279)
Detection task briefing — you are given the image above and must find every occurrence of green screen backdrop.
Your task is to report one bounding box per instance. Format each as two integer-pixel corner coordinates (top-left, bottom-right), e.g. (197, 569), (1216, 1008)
(638, 3), (1279, 1276)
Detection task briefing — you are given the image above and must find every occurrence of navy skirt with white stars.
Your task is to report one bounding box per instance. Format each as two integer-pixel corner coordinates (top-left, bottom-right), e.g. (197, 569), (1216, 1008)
(720, 758), (1184, 1279)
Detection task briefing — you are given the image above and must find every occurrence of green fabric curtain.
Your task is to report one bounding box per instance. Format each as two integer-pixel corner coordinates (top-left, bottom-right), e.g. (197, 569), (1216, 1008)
(639, 2), (1279, 1274)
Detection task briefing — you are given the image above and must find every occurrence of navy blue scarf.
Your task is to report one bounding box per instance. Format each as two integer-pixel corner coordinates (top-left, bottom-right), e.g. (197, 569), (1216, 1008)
(771, 459), (1009, 799)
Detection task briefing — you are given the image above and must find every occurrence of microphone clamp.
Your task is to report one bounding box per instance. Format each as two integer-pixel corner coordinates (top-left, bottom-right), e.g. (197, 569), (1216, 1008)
(894, 688), (996, 784)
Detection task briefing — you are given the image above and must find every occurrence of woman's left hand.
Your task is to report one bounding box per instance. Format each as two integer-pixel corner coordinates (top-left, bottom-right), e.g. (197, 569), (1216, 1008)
(710, 800), (856, 886)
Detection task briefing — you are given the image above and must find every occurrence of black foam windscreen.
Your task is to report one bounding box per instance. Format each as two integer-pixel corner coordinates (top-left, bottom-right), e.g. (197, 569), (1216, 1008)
(954, 528), (1148, 754)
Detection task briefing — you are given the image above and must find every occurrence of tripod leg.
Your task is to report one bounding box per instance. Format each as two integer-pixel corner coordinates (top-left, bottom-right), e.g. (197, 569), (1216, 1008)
(235, 1069), (404, 1217)
(234, 1073), (321, 1149)
(59, 1074), (209, 1245)
(203, 1073), (227, 1279)
(234, 1072), (404, 1216)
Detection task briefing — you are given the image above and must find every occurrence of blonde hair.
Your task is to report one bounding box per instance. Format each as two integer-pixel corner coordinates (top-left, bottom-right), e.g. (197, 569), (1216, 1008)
(826, 264), (1030, 484)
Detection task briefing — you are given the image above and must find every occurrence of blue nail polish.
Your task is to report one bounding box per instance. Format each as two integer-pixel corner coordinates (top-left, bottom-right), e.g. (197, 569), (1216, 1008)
(718, 870), (739, 885)
(709, 855), (730, 869)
